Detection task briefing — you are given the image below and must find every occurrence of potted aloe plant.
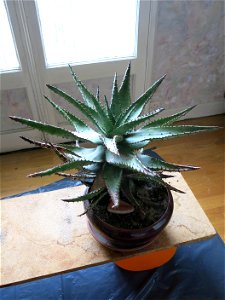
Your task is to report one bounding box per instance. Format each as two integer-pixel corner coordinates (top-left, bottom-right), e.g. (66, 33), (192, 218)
(10, 63), (218, 252)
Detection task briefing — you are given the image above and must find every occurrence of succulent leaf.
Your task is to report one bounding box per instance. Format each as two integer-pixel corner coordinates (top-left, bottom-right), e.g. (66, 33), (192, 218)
(10, 116), (77, 140)
(96, 86), (100, 101)
(104, 95), (115, 124)
(46, 84), (106, 133)
(122, 140), (150, 150)
(20, 137), (70, 162)
(84, 163), (102, 172)
(29, 159), (98, 177)
(71, 131), (102, 144)
(60, 144), (104, 162)
(110, 72), (121, 118)
(44, 95), (93, 133)
(112, 108), (164, 135)
(125, 125), (219, 144)
(138, 154), (200, 172)
(59, 144), (93, 156)
(56, 151), (77, 162)
(57, 172), (95, 181)
(69, 65), (113, 133)
(144, 105), (197, 128)
(83, 145), (105, 162)
(118, 62), (131, 111)
(111, 66), (133, 121)
(106, 150), (157, 177)
(58, 171), (95, 177)
(101, 136), (119, 155)
(20, 136), (60, 150)
(117, 74), (166, 125)
(69, 65), (101, 110)
(103, 164), (123, 207)
(62, 187), (106, 203)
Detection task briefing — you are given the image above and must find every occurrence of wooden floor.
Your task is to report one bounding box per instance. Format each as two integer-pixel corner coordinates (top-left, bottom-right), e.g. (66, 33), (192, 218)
(1, 115), (224, 240)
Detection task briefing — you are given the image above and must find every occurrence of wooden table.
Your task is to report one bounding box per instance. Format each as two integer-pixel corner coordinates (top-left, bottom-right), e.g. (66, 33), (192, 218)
(0, 174), (216, 287)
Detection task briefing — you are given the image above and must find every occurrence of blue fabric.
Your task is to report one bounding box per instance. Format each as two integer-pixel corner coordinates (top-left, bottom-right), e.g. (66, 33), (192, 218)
(1, 178), (224, 300)
(1, 178), (82, 200)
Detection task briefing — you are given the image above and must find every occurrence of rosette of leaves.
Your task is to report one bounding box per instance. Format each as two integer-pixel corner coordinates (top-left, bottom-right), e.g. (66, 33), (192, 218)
(10, 64), (218, 214)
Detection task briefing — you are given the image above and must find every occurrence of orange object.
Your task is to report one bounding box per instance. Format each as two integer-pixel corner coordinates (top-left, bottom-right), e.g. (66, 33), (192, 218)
(115, 247), (177, 271)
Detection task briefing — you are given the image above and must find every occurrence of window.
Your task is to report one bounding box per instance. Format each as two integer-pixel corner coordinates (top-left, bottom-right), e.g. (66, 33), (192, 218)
(1, 0), (150, 153)
(35, 0), (139, 67)
(0, 0), (20, 73)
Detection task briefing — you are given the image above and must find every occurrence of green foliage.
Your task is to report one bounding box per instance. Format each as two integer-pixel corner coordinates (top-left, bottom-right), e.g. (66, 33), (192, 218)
(110, 63), (131, 119)
(10, 64), (219, 214)
(103, 164), (123, 207)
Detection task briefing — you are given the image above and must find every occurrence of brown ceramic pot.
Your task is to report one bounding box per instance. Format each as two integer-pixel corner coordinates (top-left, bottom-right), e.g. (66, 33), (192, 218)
(84, 187), (174, 252)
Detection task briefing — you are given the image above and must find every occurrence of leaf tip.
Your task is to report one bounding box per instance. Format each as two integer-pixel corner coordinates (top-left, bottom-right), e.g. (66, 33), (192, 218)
(9, 115), (17, 120)
(28, 172), (39, 178)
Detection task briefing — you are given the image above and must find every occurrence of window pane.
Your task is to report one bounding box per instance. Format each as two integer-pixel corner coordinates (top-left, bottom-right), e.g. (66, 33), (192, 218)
(36, 0), (139, 67)
(0, 0), (20, 72)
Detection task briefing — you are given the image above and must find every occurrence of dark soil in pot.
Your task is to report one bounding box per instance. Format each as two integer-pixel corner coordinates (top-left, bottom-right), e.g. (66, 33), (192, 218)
(91, 183), (169, 230)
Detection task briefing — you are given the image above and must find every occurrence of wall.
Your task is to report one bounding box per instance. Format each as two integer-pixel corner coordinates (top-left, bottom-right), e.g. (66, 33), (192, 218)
(149, 0), (224, 117)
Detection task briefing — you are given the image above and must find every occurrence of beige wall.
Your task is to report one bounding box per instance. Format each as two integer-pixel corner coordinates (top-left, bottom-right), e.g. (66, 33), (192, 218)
(150, 0), (224, 116)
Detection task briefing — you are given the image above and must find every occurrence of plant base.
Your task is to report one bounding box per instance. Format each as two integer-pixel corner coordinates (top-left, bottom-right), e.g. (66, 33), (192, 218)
(115, 247), (177, 271)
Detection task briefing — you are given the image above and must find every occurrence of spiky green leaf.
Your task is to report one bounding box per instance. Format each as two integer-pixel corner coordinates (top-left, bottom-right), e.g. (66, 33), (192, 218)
(104, 95), (115, 124)
(44, 95), (91, 133)
(57, 172), (95, 182)
(57, 171), (94, 178)
(45, 96), (103, 143)
(69, 65), (113, 133)
(60, 144), (104, 162)
(20, 136), (70, 162)
(118, 62), (131, 111)
(117, 74), (166, 125)
(118, 139), (150, 151)
(46, 84), (105, 133)
(110, 73), (121, 118)
(62, 187), (106, 202)
(101, 136), (119, 155)
(96, 86), (100, 101)
(10, 116), (77, 140)
(69, 65), (101, 110)
(59, 144), (92, 156)
(29, 159), (97, 177)
(84, 162), (102, 173)
(113, 108), (164, 135)
(138, 154), (199, 172)
(82, 145), (105, 162)
(106, 150), (157, 177)
(75, 131), (103, 144)
(20, 136), (58, 150)
(144, 105), (196, 128)
(103, 164), (123, 207)
(125, 125), (219, 144)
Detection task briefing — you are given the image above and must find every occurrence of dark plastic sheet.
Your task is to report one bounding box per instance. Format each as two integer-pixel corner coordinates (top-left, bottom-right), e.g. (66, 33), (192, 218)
(1, 178), (225, 300)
